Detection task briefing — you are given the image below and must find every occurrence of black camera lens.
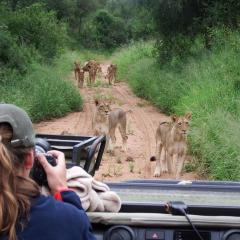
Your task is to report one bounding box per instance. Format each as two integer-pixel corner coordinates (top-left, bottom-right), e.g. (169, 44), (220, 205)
(35, 138), (51, 155)
(30, 138), (57, 187)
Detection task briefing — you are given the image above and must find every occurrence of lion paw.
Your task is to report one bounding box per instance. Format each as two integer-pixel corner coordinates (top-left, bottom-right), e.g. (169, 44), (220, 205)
(162, 169), (168, 173)
(154, 169), (161, 177)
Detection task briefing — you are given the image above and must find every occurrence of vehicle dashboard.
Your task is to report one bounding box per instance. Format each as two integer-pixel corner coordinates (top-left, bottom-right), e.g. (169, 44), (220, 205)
(90, 180), (240, 240)
(90, 211), (240, 240)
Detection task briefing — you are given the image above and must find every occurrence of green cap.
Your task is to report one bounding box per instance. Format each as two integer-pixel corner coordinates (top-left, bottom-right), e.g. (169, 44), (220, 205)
(0, 103), (35, 147)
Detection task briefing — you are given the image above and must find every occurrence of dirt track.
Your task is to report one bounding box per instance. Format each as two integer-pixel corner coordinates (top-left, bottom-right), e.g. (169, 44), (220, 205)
(35, 63), (199, 182)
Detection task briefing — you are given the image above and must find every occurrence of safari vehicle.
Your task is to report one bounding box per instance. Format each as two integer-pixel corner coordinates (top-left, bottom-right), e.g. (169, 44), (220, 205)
(37, 133), (240, 240)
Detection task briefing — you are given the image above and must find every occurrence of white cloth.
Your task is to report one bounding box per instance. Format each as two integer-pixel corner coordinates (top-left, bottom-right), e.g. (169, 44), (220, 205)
(66, 166), (121, 212)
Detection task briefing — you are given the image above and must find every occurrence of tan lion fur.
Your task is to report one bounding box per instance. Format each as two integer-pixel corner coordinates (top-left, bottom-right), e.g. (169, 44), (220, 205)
(74, 61), (84, 88)
(74, 61), (81, 81)
(151, 112), (192, 179)
(78, 70), (84, 88)
(82, 60), (100, 84)
(105, 64), (117, 85)
(92, 99), (128, 153)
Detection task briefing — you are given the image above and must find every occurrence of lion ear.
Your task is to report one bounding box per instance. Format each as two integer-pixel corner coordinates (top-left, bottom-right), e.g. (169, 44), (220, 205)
(185, 112), (192, 120)
(94, 99), (99, 106)
(171, 114), (178, 122)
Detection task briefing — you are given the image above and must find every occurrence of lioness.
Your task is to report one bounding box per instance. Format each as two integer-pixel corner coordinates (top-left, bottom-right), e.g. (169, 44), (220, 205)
(78, 70), (85, 88)
(105, 64), (117, 85)
(151, 112), (192, 179)
(92, 99), (128, 152)
(74, 61), (81, 81)
(82, 60), (100, 84)
(74, 61), (85, 88)
(96, 63), (102, 75)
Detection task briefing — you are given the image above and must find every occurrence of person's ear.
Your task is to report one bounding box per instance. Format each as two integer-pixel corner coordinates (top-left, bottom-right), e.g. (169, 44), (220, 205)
(24, 149), (34, 170)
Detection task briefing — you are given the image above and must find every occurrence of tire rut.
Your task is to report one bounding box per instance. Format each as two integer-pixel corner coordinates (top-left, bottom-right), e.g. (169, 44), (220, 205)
(112, 84), (155, 178)
(77, 88), (94, 135)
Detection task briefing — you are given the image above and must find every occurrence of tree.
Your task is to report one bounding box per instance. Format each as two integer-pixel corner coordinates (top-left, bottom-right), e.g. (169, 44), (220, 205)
(6, 3), (67, 59)
(153, 0), (240, 63)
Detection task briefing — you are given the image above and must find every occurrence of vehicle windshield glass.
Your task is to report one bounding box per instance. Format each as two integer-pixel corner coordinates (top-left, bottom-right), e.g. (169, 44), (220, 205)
(4, 0), (240, 212)
(107, 180), (240, 207)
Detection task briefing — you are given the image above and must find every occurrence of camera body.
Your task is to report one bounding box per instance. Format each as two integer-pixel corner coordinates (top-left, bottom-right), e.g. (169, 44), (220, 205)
(31, 138), (57, 187)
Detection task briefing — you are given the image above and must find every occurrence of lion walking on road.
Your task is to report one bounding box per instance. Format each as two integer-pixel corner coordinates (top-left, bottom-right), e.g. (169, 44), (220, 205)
(92, 99), (128, 153)
(82, 60), (101, 85)
(151, 112), (192, 179)
(105, 64), (117, 85)
(74, 61), (84, 88)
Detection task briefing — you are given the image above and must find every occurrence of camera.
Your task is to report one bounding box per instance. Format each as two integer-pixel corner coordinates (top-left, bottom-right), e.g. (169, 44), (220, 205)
(31, 138), (57, 187)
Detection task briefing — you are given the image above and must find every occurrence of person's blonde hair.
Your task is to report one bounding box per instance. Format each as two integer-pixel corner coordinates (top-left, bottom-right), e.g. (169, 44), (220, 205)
(0, 123), (40, 240)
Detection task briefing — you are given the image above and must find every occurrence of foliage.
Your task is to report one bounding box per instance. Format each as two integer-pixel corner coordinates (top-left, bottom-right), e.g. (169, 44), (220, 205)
(0, 27), (32, 74)
(113, 31), (240, 180)
(153, 0), (240, 63)
(106, 0), (157, 40)
(5, 3), (68, 60)
(1, 0), (157, 50)
(111, 41), (154, 80)
(0, 51), (82, 122)
(45, 0), (106, 38)
(81, 9), (127, 49)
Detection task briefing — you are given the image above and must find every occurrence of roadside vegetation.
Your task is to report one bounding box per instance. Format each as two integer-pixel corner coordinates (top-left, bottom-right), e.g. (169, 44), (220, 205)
(1, 0), (240, 180)
(112, 29), (240, 180)
(2, 55), (83, 122)
(0, 4), (80, 121)
(0, 0), (151, 121)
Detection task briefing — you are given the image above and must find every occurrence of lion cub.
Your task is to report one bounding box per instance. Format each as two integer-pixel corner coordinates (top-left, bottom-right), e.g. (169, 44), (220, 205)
(92, 99), (128, 152)
(151, 112), (192, 179)
(105, 64), (117, 85)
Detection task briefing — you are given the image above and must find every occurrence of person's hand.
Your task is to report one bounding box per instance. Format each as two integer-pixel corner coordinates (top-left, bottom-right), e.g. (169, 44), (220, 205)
(36, 150), (68, 194)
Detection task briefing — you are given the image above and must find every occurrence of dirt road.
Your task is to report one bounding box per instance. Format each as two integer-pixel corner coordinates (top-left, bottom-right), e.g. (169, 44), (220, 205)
(35, 63), (199, 182)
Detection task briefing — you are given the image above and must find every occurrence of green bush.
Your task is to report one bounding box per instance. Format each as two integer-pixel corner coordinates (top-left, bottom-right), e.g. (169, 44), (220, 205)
(112, 31), (240, 180)
(0, 51), (82, 122)
(0, 27), (34, 75)
(6, 3), (68, 60)
(81, 9), (128, 49)
(111, 41), (154, 80)
(105, 0), (157, 41)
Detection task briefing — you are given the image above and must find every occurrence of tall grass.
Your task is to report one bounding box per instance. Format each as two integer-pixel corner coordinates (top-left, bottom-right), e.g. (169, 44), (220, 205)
(112, 32), (240, 180)
(1, 49), (110, 122)
(111, 41), (154, 80)
(1, 51), (82, 122)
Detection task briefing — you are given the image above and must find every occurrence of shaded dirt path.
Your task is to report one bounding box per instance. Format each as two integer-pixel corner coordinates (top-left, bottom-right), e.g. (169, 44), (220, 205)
(34, 62), (199, 182)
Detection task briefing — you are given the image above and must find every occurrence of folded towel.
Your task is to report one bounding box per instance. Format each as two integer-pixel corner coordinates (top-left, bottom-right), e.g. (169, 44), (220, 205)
(88, 189), (104, 212)
(41, 166), (121, 212)
(67, 178), (92, 210)
(67, 166), (92, 179)
(92, 179), (110, 192)
(98, 191), (122, 212)
(66, 166), (121, 212)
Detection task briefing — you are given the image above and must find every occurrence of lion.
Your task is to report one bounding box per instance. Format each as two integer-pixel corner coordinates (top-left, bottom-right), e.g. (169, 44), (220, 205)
(96, 63), (102, 75)
(74, 61), (81, 81)
(92, 99), (128, 153)
(82, 60), (100, 85)
(151, 112), (192, 179)
(74, 61), (85, 88)
(78, 70), (85, 88)
(105, 64), (117, 85)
